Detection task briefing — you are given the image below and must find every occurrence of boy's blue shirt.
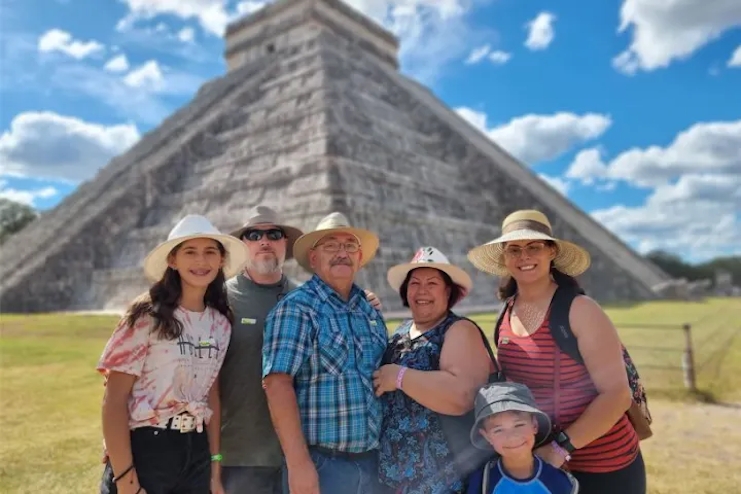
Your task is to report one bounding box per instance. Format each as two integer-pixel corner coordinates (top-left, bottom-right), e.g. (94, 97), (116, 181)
(466, 456), (579, 494)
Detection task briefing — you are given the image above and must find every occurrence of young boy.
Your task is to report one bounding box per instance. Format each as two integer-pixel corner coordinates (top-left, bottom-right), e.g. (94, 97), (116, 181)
(466, 382), (579, 494)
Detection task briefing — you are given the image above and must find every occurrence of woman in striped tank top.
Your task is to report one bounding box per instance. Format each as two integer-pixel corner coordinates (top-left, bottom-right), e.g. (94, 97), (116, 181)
(467, 210), (646, 494)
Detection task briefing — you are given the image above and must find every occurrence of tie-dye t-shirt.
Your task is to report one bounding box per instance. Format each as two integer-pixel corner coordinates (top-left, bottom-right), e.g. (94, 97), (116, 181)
(97, 306), (232, 430)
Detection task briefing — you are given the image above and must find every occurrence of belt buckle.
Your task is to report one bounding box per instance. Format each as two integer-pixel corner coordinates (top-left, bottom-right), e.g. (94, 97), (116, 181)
(178, 414), (194, 433)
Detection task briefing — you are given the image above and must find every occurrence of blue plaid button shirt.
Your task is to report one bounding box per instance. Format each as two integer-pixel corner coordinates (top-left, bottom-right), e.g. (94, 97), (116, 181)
(262, 274), (388, 453)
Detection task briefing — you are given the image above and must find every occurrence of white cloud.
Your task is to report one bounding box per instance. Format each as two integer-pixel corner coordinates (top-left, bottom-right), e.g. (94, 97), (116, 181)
(525, 12), (556, 51)
(593, 175), (741, 261)
(567, 120), (741, 187)
(539, 174), (570, 196)
(116, 0), (234, 36)
(613, 0), (741, 74)
(104, 54), (130, 73)
(565, 148), (609, 183)
(0, 112), (140, 183)
(465, 44), (491, 64)
(123, 60), (165, 91)
(38, 29), (104, 59)
(177, 27), (195, 43)
(488, 50), (511, 65)
(728, 45), (741, 67)
(0, 180), (58, 206)
(235, 1), (267, 17)
(456, 107), (612, 164)
(464, 45), (511, 65)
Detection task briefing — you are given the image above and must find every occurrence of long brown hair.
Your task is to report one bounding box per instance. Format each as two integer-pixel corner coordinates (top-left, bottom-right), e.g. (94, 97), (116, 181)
(124, 240), (233, 340)
(497, 241), (583, 300)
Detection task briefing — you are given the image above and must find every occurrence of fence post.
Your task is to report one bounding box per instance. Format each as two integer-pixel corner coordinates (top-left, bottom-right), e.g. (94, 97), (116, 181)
(681, 323), (697, 392)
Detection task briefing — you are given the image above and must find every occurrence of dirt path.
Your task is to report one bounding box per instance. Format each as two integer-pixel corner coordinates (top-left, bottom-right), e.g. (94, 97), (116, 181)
(640, 399), (741, 493)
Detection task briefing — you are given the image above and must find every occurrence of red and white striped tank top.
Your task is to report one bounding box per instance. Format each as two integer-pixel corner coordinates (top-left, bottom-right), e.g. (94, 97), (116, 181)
(496, 305), (639, 473)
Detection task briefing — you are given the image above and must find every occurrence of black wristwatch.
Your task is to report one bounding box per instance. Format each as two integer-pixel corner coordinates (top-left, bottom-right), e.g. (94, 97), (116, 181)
(555, 431), (576, 453)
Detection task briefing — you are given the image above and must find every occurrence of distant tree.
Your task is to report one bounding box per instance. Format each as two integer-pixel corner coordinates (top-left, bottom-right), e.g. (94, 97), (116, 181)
(0, 198), (38, 245)
(646, 250), (741, 287)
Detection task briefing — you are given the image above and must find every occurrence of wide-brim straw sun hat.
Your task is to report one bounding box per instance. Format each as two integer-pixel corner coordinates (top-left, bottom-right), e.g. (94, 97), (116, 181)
(387, 247), (473, 303)
(292, 212), (379, 272)
(143, 214), (249, 282)
(467, 210), (591, 277)
(229, 205), (303, 259)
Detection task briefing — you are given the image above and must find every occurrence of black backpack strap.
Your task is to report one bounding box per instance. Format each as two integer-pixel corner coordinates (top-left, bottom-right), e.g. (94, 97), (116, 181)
(460, 316), (503, 380)
(492, 298), (512, 349)
(548, 286), (584, 365)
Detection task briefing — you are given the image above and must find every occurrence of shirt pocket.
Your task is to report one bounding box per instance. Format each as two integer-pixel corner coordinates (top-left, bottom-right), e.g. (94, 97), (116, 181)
(316, 325), (350, 375)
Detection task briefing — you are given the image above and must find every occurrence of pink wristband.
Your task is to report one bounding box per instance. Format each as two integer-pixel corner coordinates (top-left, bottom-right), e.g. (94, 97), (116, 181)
(551, 441), (571, 462)
(396, 367), (407, 390)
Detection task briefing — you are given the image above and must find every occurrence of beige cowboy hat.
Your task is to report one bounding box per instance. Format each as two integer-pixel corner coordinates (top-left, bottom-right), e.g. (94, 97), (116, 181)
(293, 212), (379, 272)
(467, 210), (591, 277)
(143, 214), (249, 282)
(230, 205), (304, 259)
(387, 247), (473, 300)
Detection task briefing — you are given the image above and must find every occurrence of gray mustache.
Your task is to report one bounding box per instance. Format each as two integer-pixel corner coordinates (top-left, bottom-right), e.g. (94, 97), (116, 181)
(331, 259), (352, 266)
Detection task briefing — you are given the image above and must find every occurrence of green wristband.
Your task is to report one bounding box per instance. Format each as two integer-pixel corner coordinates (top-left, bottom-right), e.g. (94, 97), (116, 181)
(211, 453), (223, 462)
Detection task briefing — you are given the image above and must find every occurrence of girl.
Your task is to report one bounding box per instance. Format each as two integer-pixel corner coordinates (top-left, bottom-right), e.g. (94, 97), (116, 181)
(98, 214), (248, 494)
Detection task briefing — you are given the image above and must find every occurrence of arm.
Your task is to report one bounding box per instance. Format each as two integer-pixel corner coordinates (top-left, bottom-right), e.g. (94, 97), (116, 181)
(261, 303), (314, 470)
(263, 374), (312, 468)
(207, 379), (222, 488)
(102, 372), (141, 492)
(565, 296), (633, 449)
(376, 320), (491, 415)
(98, 316), (149, 492)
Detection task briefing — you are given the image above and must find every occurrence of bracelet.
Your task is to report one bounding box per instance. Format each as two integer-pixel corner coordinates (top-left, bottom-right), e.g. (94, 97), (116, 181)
(551, 441), (571, 462)
(211, 453), (223, 462)
(396, 367), (407, 390)
(113, 464), (135, 483)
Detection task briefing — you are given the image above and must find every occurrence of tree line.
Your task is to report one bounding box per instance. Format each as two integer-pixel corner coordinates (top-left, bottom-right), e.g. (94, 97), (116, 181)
(1, 198), (739, 287)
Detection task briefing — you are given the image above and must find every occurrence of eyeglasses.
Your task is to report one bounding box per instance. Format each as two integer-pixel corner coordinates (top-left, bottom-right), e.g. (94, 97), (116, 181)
(503, 242), (547, 258)
(316, 241), (360, 253)
(243, 228), (285, 242)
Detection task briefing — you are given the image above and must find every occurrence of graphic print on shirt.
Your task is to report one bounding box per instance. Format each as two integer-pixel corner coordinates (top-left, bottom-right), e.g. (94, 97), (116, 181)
(97, 307), (231, 428)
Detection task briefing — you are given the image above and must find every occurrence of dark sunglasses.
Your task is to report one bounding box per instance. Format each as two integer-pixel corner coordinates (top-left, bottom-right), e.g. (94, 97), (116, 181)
(242, 228), (286, 242)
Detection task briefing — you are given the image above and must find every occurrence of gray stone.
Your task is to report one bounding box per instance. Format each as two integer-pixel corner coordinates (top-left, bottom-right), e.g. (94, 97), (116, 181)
(0, 0), (668, 314)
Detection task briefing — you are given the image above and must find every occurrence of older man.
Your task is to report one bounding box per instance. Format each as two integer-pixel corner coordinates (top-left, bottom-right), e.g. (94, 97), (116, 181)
(218, 207), (382, 494)
(262, 212), (389, 494)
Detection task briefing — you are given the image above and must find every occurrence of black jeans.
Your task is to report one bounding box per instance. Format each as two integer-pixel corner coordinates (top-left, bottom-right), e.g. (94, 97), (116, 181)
(571, 451), (646, 494)
(100, 426), (211, 494)
(222, 466), (282, 494)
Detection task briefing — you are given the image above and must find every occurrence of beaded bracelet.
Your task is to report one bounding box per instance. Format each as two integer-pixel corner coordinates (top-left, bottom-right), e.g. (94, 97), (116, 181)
(551, 441), (571, 462)
(396, 367), (407, 390)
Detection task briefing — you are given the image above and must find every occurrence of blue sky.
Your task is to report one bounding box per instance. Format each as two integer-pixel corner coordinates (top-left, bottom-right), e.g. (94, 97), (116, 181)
(1, 0), (740, 263)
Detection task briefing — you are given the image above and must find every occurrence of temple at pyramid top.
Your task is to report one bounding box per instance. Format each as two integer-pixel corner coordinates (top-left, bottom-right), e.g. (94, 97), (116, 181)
(224, 0), (400, 72)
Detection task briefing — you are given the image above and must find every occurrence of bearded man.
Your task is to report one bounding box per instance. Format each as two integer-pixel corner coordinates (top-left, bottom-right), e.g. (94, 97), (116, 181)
(217, 206), (382, 494)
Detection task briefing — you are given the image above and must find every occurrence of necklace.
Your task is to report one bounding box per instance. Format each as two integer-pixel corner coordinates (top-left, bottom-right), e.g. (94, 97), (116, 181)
(512, 301), (548, 334)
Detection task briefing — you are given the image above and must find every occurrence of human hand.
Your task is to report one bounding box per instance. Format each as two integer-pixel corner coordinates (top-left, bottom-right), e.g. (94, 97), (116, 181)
(287, 459), (320, 494)
(534, 442), (567, 469)
(364, 290), (383, 310)
(373, 364), (402, 396)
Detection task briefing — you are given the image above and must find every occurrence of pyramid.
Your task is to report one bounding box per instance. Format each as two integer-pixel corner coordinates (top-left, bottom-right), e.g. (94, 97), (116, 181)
(0, 0), (668, 314)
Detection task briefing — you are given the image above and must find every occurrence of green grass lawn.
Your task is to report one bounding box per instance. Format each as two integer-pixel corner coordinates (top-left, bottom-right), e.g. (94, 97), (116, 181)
(1, 297), (740, 493)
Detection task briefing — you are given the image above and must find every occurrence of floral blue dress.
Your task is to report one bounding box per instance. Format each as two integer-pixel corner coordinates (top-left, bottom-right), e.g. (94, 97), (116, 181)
(378, 312), (465, 494)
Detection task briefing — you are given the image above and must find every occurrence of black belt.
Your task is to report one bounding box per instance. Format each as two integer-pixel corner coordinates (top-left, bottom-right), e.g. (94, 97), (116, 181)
(310, 445), (376, 460)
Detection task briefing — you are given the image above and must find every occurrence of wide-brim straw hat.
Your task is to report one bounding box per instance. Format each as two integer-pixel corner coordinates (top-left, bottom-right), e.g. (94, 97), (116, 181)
(467, 210), (591, 277)
(387, 247), (473, 304)
(293, 212), (379, 272)
(143, 214), (249, 282)
(229, 205), (304, 259)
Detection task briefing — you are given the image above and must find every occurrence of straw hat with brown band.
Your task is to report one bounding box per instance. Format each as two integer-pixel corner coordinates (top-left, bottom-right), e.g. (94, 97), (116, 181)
(467, 210), (591, 277)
